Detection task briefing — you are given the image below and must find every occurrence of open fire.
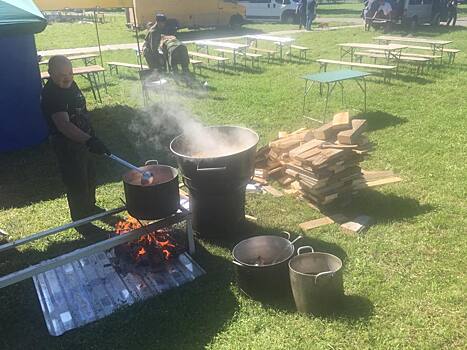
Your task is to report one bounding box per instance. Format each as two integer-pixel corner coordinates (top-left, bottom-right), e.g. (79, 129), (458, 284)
(114, 216), (180, 265)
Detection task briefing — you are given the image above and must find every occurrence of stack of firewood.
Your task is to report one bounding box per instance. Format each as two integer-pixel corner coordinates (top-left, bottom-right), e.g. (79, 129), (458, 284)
(254, 112), (373, 206)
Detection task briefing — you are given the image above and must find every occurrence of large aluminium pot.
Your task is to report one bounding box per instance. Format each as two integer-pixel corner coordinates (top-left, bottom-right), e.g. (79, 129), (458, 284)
(122, 161), (180, 220)
(232, 232), (302, 301)
(169, 126), (259, 192)
(289, 246), (344, 315)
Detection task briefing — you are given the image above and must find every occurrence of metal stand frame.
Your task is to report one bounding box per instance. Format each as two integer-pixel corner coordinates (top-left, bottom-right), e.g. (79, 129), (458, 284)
(0, 207), (194, 290)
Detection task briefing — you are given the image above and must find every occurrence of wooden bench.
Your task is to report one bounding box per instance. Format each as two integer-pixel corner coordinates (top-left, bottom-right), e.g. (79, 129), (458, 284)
(189, 59), (203, 74)
(316, 59), (396, 83)
(367, 50), (441, 60)
(214, 49), (262, 68)
(188, 51), (230, 72)
(107, 61), (148, 74)
(354, 51), (430, 74)
(290, 45), (311, 61)
(248, 46), (277, 63)
(403, 45), (460, 64)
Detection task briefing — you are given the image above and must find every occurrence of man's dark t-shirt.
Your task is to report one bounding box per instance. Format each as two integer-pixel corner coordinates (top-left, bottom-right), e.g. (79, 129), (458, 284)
(41, 80), (92, 136)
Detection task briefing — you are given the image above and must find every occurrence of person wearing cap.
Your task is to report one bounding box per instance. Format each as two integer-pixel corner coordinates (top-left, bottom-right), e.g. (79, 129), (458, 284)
(41, 55), (110, 232)
(143, 14), (168, 71)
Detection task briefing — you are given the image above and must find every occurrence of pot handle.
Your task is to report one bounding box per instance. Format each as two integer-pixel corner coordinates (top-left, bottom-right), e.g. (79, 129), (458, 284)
(297, 246), (314, 255)
(314, 270), (335, 285)
(145, 159), (159, 165)
(281, 231), (291, 241)
(232, 260), (243, 267)
(197, 163), (227, 173)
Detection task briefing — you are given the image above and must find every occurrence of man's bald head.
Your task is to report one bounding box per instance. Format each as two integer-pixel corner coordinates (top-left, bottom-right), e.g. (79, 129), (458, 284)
(48, 55), (73, 89)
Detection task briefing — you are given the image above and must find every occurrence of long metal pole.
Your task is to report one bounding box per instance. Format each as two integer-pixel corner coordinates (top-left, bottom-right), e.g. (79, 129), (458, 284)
(131, 6), (144, 69)
(94, 7), (108, 93)
(0, 210), (191, 290)
(0, 207), (126, 253)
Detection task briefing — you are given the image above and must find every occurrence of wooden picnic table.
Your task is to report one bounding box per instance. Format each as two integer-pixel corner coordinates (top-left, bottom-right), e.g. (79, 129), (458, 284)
(195, 40), (248, 67)
(245, 34), (295, 62)
(374, 35), (453, 60)
(41, 65), (106, 102)
(339, 43), (407, 62)
(39, 54), (99, 66)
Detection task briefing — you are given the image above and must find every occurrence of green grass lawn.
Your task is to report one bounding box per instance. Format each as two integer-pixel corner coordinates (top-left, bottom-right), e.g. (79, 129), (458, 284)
(1, 20), (466, 350)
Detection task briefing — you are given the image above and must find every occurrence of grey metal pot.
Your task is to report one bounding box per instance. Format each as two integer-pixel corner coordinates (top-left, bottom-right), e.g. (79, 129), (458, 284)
(232, 232), (302, 301)
(289, 246), (344, 314)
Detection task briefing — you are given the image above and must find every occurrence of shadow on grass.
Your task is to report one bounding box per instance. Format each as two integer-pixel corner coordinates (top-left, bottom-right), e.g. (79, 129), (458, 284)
(0, 238), (239, 350)
(343, 190), (434, 224)
(355, 111), (408, 132)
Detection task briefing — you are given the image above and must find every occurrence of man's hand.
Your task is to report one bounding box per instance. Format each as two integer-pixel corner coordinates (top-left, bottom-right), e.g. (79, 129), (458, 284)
(86, 136), (110, 155)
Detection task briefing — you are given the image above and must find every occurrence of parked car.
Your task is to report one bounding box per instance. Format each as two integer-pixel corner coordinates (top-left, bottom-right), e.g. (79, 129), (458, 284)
(391, 0), (448, 27)
(237, 0), (300, 23)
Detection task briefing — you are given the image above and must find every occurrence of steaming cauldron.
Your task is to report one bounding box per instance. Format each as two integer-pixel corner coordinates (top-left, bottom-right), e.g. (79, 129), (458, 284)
(170, 126), (259, 237)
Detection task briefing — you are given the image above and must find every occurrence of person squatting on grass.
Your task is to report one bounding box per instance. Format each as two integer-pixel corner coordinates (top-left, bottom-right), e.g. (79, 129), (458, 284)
(373, 0), (393, 21)
(143, 14), (168, 72)
(296, 0), (307, 30)
(306, 0), (317, 31)
(40, 55), (110, 234)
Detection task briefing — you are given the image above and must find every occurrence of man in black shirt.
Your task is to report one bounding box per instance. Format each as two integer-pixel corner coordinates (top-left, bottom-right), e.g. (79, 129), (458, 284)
(41, 55), (110, 230)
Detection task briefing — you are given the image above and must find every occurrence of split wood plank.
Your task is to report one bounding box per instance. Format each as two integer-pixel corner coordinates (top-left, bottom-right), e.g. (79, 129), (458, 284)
(353, 176), (402, 190)
(299, 214), (348, 230)
(252, 176), (268, 185)
(289, 139), (324, 158)
(337, 119), (367, 145)
(332, 111), (352, 131)
(263, 185), (284, 197)
(313, 122), (335, 141)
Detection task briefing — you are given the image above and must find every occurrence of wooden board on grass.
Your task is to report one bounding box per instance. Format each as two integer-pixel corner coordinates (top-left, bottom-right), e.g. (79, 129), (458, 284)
(299, 214), (348, 230)
(263, 185), (284, 197)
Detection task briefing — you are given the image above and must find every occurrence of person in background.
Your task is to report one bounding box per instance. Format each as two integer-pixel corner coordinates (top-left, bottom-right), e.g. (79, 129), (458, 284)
(446, 0), (458, 26)
(160, 35), (190, 74)
(306, 0), (317, 31)
(296, 0), (308, 30)
(40, 55), (110, 234)
(142, 14), (168, 72)
(373, 0), (393, 21)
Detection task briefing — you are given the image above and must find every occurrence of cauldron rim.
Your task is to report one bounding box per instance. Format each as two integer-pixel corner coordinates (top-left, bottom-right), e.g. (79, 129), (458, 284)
(169, 125), (259, 160)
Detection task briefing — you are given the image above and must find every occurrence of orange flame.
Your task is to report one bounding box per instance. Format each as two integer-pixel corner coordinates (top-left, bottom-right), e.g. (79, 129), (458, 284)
(114, 216), (176, 262)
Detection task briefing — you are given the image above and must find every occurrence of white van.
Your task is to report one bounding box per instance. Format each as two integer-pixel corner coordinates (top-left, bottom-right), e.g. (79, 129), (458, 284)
(237, 0), (300, 23)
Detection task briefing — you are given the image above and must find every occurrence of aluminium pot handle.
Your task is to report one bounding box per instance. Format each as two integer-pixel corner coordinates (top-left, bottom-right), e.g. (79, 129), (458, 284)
(145, 159), (159, 165)
(281, 231), (291, 241)
(314, 270), (335, 285)
(196, 163), (227, 173)
(297, 246), (314, 255)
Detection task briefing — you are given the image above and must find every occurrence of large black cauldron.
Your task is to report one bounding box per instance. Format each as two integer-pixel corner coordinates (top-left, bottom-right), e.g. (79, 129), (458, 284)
(170, 126), (259, 237)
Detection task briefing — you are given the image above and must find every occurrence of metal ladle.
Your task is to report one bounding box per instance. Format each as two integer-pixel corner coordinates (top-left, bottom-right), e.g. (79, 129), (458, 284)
(108, 154), (154, 185)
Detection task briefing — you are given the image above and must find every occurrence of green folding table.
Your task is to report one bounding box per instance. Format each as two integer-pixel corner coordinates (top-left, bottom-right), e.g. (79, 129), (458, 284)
(302, 69), (371, 123)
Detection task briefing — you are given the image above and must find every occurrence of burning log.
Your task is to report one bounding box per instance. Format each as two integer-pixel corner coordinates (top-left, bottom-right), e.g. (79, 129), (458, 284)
(114, 216), (181, 267)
